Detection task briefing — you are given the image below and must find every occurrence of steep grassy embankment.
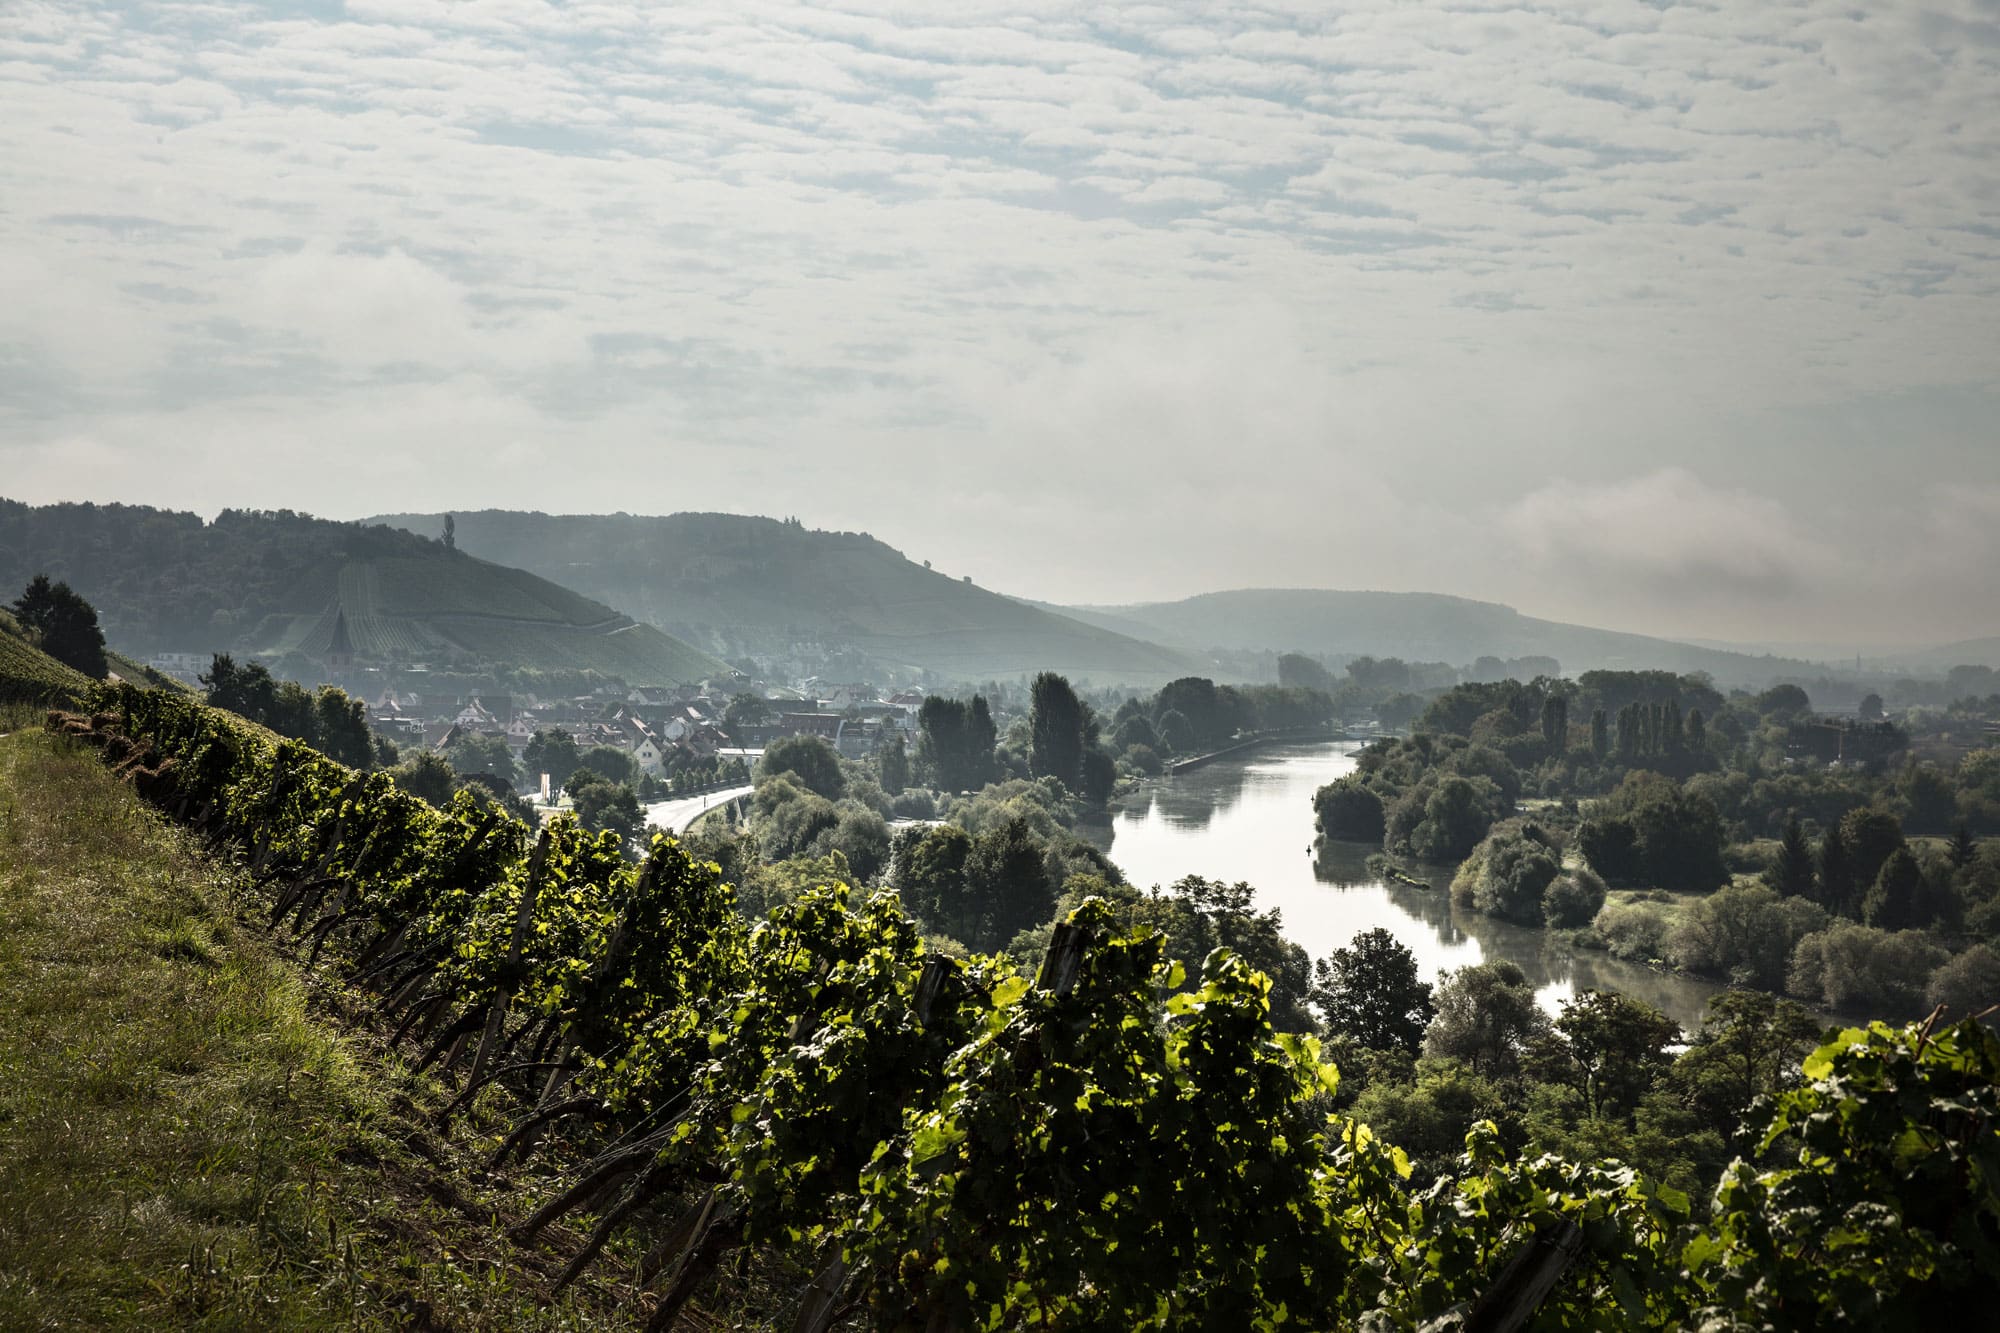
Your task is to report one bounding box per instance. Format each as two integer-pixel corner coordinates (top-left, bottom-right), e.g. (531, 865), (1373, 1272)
(0, 718), (631, 1329)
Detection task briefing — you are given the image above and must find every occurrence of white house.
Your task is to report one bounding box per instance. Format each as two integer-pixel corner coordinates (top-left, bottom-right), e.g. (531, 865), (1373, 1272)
(634, 737), (666, 775)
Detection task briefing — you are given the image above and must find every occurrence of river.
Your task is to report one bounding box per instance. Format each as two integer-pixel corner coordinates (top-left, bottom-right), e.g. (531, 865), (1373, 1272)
(1092, 740), (1732, 1032)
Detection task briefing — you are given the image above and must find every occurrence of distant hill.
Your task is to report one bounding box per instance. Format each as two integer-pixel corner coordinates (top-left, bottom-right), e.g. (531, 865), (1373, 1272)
(0, 501), (728, 687)
(1885, 635), (2000, 673)
(1060, 589), (1825, 687)
(367, 511), (1207, 686)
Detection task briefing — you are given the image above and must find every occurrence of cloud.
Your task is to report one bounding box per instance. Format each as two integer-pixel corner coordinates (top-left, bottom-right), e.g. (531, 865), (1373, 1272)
(1505, 469), (1835, 603)
(0, 0), (1996, 640)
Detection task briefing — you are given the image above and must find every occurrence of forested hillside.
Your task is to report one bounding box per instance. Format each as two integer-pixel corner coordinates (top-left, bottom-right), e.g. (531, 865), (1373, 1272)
(368, 510), (1206, 685)
(1064, 589), (1827, 687)
(0, 501), (727, 686)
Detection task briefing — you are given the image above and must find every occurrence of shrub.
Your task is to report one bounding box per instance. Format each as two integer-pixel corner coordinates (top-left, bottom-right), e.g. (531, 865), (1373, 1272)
(1667, 884), (1826, 990)
(1314, 776), (1386, 842)
(1542, 866), (1607, 928)
(1593, 900), (1672, 962)
(1926, 944), (2000, 1021)
(1788, 923), (1947, 1016)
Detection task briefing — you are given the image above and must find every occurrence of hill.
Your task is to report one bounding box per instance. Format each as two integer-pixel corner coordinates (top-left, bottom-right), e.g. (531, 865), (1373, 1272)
(0, 501), (728, 687)
(367, 510), (1207, 685)
(1881, 634), (2000, 673)
(1061, 589), (1826, 687)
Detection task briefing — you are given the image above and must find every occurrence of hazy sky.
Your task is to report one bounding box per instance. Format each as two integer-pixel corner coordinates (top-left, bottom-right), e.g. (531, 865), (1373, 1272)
(4, 1), (1998, 646)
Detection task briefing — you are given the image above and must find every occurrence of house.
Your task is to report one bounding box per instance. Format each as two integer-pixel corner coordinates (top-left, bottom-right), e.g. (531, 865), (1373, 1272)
(453, 700), (498, 731)
(634, 737), (666, 775)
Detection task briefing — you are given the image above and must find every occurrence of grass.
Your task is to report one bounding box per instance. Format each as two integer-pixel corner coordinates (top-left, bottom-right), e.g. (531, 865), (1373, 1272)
(0, 717), (634, 1330)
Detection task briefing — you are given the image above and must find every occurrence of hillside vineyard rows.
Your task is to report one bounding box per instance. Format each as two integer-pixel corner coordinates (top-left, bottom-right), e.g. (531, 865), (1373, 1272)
(42, 684), (2000, 1330)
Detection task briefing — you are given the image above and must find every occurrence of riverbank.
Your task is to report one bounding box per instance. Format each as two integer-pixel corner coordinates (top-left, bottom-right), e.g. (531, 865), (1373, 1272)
(1167, 725), (1360, 775)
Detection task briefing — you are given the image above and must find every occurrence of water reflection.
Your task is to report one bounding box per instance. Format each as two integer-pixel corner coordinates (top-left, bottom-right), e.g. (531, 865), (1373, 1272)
(1099, 741), (1732, 1031)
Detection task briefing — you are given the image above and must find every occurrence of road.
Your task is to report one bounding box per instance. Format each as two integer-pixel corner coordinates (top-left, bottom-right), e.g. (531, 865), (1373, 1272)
(644, 784), (754, 836)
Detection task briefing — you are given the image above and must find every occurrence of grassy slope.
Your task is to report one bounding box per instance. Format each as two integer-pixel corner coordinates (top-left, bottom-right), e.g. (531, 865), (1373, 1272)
(367, 510), (1206, 685)
(0, 719), (633, 1330)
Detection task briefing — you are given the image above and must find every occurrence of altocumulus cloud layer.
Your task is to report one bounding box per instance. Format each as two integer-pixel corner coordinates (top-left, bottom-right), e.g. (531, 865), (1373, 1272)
(2, 0), (1997, 643)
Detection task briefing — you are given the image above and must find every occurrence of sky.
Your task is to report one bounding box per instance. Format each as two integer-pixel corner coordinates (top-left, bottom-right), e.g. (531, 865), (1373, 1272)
(3, 1), (1998, 648)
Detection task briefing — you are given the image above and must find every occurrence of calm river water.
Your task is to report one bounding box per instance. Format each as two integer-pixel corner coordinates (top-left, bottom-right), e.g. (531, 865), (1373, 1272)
(1092, 741), (1731, 1031)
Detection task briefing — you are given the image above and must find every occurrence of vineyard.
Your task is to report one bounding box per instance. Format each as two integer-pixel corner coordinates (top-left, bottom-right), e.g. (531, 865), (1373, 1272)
(0, 611), (92, 706)
(43, 684), (2000, 1330)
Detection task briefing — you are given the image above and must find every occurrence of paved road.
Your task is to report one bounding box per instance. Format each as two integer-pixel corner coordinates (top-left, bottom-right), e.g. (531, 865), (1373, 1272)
(644, 784), (754, 836)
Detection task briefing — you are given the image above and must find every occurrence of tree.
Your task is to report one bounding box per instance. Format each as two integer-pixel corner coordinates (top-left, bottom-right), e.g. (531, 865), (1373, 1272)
(724, 692), (773, 734)
(962, 816), (1056, 951)
(441, 514), (456, 550)
(1858, 692), (1885, 721)
(1311, 927), (1434, 1055)
(311, 686), (372, 768)
(1314, 777), (1386, 843)
(576, 744), (640, 788)
(1423, 960), (1549, 1077)
(759, 733), (846, 800)
(523, 728), (582, 785)
(1767, 817), (1815, 899)
(446, 733), (519, 787)
(1950, 824), (1978, 872)
(1029, 672), (1088, 794)
(879, 734), (911, 793)
(11, 574), (108, 678)
(1590, 708), (1610, 760)
(568, 769), (642, 839)
(201, 653), (278, 721)
(1926, 944), (2000, 1020)
(915, 695), (997, 792)
(1531, 990), (1680, 1124)
(1407, 776), (1493, 863)
(389, 750), (456, 804)
(1862, 847), (1929, 931)
(1155, 708), (1196, 755)
(1816, 820), (1854, 916)
(1539, 694), (1568, 750)
(1671, 990), (1822, 1132)
(1840, 807), (1906, 902)
(890, 823), (975, 940)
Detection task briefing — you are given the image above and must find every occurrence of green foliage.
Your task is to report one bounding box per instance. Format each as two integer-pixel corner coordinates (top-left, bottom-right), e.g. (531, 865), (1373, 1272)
(1691, 1019), (2000, 1327)
(914, 694), (997, 792)
(521, 727), (580, 784)
(566, 769), (642, 839)
(1667, 884), (1828, 990)
(446, 731), (519, 787)
(1530, 990), (1681, 1124)
(1315, 775), (1387, 842)
(1788, 922), (1948, 1015)
(757, 732), (845, 800)
(1312, 927), (1434, 1054)
(1670, 991), (1823, 1134)
(1579, 771), (1728, 892)
(1424, 961), (1550, 1077)
(877, 733), (910, 793)
(11, 574), (108, 679)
